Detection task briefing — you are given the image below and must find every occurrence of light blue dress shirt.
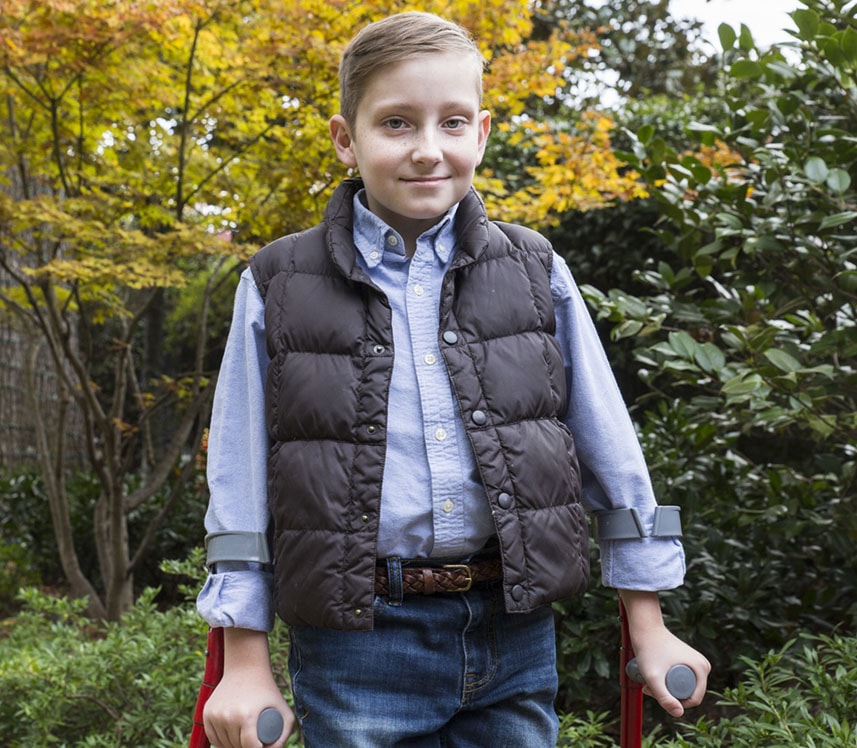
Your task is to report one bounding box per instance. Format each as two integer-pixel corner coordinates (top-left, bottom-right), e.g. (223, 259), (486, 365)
(197, 192), (685, 632)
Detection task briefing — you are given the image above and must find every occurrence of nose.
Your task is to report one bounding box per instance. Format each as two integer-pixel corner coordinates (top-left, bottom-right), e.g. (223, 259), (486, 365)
(411, 129), (443, 165)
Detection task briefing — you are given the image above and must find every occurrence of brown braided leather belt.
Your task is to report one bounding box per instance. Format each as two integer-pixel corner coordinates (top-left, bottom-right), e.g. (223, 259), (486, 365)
(375, 558), (503, 596)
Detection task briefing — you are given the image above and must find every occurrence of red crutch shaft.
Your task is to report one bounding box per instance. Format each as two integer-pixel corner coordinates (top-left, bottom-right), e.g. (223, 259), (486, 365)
(619, 597), (644, 748)
(189, 627), (225, 748)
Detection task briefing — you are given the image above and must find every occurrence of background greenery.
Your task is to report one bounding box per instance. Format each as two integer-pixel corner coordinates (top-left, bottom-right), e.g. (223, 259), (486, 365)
(2, 0), (856, 744)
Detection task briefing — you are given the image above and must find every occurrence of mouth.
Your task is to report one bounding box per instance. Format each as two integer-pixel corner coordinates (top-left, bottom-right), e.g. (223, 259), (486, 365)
(401, 176), (450, 185)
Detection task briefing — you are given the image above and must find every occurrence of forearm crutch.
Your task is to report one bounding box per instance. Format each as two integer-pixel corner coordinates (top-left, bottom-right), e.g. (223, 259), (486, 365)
(618, 597), (697, 748)
(593, 508), (686, 746)
(190, 532), (283, 747)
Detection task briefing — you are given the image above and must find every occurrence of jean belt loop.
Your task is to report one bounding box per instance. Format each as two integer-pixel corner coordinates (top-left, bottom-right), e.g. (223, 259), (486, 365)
(386, 557), (404, 606)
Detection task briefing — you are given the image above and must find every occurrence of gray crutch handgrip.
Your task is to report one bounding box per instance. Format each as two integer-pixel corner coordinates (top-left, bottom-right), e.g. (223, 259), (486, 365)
(626, 658), (697, 700)
(257, 707), (284, 744)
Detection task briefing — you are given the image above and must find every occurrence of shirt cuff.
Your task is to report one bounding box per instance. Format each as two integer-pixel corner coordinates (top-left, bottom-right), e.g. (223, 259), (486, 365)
(196, 569), (275, 632)
(598, 537), (686, 591)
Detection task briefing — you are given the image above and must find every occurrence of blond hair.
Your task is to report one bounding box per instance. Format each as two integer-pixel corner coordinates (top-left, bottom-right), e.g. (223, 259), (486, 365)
(338, 11), (485, 126)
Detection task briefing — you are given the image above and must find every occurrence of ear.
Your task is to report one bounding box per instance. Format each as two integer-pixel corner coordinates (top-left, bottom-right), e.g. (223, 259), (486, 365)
(330, 114), (358, 169)
(475, 109), (491, 165)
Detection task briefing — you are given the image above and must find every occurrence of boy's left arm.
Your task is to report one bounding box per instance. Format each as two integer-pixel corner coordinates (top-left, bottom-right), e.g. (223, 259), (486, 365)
(549, 254), (710, 713)
(619, 589), (711, 717)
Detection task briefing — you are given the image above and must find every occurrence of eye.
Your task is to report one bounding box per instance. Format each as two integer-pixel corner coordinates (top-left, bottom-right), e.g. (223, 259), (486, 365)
(384, 117), (408, 130)
(444, 117), (468, 130)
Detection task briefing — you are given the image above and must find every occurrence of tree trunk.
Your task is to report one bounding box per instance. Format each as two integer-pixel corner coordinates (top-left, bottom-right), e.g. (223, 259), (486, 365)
(25, 336), (107, 619)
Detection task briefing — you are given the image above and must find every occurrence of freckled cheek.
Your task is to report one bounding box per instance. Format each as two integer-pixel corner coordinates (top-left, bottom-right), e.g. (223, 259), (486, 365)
(363, 134), (409, 155)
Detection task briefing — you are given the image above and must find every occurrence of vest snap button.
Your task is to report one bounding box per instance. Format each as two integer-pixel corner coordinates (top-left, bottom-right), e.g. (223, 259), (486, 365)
(498, 492), (513, 509)
(510, 584), (525, 602)
(442, 331), (458, 345)
(472, 410), (487, 425)
(373, 344), (385, 354)
(367, 425), (376, 434)
(354, 608), (363, 617)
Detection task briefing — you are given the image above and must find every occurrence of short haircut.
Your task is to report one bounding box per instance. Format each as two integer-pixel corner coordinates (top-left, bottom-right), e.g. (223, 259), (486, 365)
(338, 11), (485, 126)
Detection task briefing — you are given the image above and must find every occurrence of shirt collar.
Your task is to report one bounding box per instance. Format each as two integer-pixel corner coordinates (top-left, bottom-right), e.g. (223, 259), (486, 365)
(352, 190), (458, 268)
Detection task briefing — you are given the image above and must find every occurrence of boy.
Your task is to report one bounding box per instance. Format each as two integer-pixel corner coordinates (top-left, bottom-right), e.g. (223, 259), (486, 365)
(198, 11), (710, 748)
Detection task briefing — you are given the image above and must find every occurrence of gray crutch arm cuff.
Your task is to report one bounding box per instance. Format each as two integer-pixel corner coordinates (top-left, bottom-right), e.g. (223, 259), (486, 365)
(593, 506), (682, 542)
(205, 531), (272, 571)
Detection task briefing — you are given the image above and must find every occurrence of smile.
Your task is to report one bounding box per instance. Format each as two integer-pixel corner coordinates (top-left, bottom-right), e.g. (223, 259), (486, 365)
(401, 176), (450, 185)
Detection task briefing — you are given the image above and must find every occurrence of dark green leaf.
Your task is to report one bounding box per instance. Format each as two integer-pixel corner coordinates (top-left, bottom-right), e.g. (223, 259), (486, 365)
(791, 8), (820, 40)
(764, 348), (801, 373)
(694, 343), (726, 374)
(826, 169), (851, 194)
(819, 211), (857, 230)
(804, 156), (828, 184)
(738, 23), (755, 51)
(841, 26), (857, 64)
(668, 330), (698, 358)
(718, 22), (737, 51)
(637, 124), (655, 144)
(730, 60), (763, 79)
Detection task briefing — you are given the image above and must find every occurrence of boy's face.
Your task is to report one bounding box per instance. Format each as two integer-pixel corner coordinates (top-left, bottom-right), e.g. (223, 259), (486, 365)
(330, 52), (490, 244)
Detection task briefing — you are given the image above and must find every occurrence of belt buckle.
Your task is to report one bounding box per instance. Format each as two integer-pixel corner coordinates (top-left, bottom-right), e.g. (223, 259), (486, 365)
(442, 564), (473, 592)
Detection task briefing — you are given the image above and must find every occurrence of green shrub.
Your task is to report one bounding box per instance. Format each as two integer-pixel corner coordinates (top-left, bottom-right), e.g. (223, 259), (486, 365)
(580, 0), (857, 698)
(0, 587), (201, 747)
(0, 554), (296, 747)
(0, 539), (40, 618)
(556, 709), (614, 746)
(634, 399), (857, 679)
(662, 634), (857, 747)
(0, 471), (86, 588)
(553, 575), (626, 715)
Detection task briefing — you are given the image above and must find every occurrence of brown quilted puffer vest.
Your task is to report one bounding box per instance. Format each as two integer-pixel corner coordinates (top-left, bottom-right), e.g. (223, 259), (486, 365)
(250, 179), (589, 631)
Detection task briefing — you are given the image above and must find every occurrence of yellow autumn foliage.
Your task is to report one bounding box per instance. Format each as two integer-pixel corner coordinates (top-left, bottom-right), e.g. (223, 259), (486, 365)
(481, 113), (649, 225)
(1, 0), (643, 319)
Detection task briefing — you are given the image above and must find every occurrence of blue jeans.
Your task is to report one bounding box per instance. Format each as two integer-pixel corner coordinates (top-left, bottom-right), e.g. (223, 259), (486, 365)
(288, 582), (559, 747)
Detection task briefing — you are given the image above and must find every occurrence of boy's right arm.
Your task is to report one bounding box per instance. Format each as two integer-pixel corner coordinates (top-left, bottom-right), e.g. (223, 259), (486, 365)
(203, 627), (296, 748)
(199, 271), (292, 746)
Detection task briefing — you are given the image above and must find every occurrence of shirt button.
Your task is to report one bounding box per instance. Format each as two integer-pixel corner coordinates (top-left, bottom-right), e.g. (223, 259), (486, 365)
(424, 353), (437, 365)
(386, 234), (399, 247)
(442, 499), (455, 513)
(413, 284), (425, 296)
(369, 251), (380, 261)
(434, 427), (448, 441)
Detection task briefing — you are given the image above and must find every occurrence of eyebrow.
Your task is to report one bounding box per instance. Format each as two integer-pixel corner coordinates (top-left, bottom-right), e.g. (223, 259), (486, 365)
(371, 99), (479, 114)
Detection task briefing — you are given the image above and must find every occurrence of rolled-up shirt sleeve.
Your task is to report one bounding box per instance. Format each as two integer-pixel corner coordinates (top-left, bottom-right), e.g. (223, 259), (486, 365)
(196, 268), (275, 632)
(551, 253), (686, 591)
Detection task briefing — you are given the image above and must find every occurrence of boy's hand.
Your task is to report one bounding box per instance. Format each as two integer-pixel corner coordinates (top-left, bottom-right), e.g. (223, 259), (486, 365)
(203, 628), (296, 747)
(619, 589), (711, 717)
(204, 678), (294, 747)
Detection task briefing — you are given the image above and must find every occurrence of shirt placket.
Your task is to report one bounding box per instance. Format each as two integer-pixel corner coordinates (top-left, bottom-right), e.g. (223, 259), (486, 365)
(406, 240), (467, 557)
